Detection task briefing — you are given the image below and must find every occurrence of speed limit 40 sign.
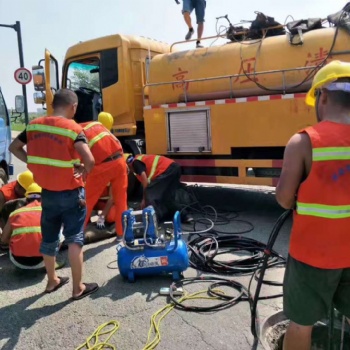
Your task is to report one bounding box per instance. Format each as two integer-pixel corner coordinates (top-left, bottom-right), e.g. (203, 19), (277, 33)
(14, 68), (32, 85)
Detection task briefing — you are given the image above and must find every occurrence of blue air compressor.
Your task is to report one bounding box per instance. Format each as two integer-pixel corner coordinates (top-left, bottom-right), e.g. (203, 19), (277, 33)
(116, 206), (189, 282)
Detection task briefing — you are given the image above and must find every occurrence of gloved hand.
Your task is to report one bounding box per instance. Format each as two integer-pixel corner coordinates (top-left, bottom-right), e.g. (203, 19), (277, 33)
(96, 215), (106, 230)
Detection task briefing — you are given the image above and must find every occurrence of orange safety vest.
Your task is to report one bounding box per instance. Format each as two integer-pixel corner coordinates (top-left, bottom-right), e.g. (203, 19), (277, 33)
(27, 116), (84, 191)
(0, 181), (18, 201)
(134, 155), (174, 183)
(290, 121), (350, 269)
(81, 122), (122, 165)
(9, 200), (42, 257)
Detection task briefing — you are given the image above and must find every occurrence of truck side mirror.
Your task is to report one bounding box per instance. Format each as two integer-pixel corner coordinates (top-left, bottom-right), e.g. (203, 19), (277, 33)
(15, 95), (25, 114)
(32, 65), (46, 92)
(33, 92), (46, 105)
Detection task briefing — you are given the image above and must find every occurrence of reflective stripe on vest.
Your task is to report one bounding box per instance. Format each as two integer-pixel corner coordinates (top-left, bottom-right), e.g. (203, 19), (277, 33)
(12, 226), (41, 237)
(136, 155), (160, 181)
(313, 147), (350, 161)
(10, 206), (42, 218)
(27, 124), (78, 141)
(83, 122), (101, 131)
(88, 132), (111, 148)
(27, 155), (80, 168)
(297, 202), (350, 219)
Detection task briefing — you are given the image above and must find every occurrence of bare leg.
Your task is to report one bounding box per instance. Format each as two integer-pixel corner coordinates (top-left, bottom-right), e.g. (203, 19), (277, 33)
(197, 22), (204, 41)
(283, 321), (313, 350)
(183, 12), (192, 29)
(43, 255), (60, 291)
(68, 243), (85, 297)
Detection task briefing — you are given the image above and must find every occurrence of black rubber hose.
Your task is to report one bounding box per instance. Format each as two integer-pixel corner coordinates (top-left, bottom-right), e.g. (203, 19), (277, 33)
(250, 209), (292, 339)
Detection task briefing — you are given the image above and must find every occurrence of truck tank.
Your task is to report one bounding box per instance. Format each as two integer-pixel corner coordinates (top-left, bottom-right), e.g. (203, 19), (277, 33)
(147, 27), (350, 105)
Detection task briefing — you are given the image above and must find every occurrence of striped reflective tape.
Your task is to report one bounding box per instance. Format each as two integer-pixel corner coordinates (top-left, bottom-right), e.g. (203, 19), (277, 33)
(313, 147), (350, 161)
(297, 202), (350, 219)
(27, 156), (80, 168)
(83, 122), (102, 131)
(135, 155), (160, 181)
(27, 124), (78, 141)
(12, 226), (41, 237)
(10, 206), (42, 218)
(148, 155), (160, 181)
(88, 132), (111, 148)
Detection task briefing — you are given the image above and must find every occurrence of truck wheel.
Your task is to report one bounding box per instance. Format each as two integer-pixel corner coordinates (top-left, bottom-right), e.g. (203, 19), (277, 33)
(0, 168), (8, 187)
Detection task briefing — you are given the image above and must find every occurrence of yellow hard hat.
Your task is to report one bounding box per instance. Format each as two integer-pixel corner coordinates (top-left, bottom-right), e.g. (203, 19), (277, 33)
(306, 60), (350, 107)
(25, 183), (42, 198)
(98, 112), (114, 130)
(17, 170), (34, 190)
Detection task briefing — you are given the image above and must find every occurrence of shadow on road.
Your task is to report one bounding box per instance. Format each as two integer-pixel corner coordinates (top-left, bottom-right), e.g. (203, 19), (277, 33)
(0, 293), (70, 350)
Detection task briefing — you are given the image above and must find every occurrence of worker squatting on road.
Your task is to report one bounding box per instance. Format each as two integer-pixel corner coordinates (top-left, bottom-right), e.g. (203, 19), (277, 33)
(126, 154), (193, 223)
(0, 183), (64, 270)
(9, 89), (99, 300)
(276, 61), (350, 350)
(81, 112), (127, 238)
(0, 170), (34, 227)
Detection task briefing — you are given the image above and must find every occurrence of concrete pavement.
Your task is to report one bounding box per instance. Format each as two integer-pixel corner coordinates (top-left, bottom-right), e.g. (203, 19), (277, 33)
(0, 132), (289, 350)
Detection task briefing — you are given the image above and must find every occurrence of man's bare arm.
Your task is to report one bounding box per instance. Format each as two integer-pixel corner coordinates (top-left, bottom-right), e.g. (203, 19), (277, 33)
(74, 141), (95, 173)
(9, 138), (27, 163)
(276, 133), (310, 209)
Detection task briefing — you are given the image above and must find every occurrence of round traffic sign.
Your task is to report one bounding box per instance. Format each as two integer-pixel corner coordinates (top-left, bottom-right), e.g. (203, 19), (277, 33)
(14, 68), (32, 85)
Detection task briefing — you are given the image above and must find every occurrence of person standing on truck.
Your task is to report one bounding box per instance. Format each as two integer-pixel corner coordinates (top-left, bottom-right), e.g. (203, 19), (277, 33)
(126, 154), (193, 223)
(9, 88), (98, 300)
(0, 170), (34, 214)
(0, 183), (65, 270)
(81, 111), (127, 239)
(276, 60), (350, 350)
(177, 0), (206, 48)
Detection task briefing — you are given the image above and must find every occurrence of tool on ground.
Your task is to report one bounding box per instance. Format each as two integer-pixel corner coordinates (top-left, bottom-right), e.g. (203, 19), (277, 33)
(117, 206), (189, 282)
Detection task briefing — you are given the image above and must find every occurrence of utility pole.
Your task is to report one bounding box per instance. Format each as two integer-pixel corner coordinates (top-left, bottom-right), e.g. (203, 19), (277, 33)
(0, 21), (29, 125)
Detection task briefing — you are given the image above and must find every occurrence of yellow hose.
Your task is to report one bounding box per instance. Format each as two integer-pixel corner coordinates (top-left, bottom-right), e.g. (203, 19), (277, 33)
(75, 289), (224, 350)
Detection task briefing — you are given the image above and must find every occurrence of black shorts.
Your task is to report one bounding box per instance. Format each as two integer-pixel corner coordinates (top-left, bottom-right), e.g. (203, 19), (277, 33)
(283, 255), (350, 325)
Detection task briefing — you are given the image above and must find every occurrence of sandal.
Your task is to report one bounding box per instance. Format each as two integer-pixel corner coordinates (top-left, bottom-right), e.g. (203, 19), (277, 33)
(72, 283), (99, 301)
(45, 276), (70, 294)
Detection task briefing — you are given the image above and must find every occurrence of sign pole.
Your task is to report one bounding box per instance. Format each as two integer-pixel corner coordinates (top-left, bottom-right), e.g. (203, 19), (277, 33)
(0, 21), (29, 125)
(14, 21), (29, 125)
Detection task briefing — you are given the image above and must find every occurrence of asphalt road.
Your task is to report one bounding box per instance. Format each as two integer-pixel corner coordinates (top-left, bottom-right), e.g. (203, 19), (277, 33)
(0, 131), (291, 350)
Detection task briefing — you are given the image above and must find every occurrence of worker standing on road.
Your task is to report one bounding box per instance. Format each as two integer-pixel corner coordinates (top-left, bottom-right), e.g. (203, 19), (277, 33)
(0, 170), (34, 214)
(81, 112), (127, 239)
(126, 154), (193, 223)
(276, 61), (350, 350)
(0, 183), (65, 270)
(9, 89), (98, 300)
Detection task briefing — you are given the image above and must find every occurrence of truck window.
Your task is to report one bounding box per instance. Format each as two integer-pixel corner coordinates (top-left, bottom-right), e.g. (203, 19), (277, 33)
(67, 58), (102, 123)
(0, 91), (9, 126)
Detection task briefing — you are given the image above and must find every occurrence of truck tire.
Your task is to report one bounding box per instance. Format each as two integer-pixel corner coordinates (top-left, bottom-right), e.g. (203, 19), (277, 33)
(0, 168), (8, 187)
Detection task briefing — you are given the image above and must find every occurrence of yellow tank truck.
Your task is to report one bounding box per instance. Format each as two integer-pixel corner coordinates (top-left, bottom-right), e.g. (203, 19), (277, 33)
(32, 9), (350, 187)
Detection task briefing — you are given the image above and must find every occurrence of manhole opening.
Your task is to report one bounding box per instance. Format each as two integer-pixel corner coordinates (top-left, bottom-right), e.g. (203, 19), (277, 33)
(266, 320), (350, 350)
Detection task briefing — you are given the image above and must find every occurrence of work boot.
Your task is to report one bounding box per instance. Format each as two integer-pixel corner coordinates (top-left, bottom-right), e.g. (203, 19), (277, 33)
(185, 28), (194, 40)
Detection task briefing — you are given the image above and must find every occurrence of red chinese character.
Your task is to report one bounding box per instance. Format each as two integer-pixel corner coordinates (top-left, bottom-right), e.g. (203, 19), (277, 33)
(172, 67), (189, 90)
(234, 58), (258, 84)
(304, 47), (330, 75)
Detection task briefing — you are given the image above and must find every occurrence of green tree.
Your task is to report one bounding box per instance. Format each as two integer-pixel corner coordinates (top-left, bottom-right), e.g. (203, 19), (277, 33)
(70, 69), (100, 92)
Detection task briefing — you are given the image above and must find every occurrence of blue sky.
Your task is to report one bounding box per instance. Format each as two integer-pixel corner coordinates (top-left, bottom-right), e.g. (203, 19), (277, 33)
(0, 0), (344, 112)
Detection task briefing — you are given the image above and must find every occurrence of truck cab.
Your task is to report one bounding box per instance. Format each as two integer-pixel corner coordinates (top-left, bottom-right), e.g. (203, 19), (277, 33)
(32, 35), (170, 154)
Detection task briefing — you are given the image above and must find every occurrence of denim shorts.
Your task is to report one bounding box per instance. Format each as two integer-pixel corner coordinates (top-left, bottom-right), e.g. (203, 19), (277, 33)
(40, 187), (86, 257)
(182, 0), (206, 23)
